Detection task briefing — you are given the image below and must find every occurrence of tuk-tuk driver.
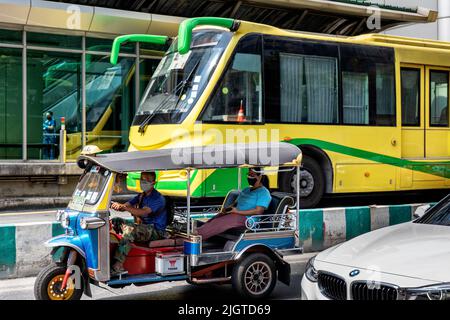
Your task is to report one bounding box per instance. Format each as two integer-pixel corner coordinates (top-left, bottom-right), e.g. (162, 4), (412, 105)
(110, 172), (167, 275)
(196, 167), (271, 240)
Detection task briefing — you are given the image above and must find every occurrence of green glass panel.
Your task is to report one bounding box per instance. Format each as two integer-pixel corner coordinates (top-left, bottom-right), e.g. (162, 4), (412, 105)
(27, 50), (82, 160)
(27, 32), (82, 50)
(85, 54), (135, 153)
(0, 29), (22, 44)
(0, 48), (22, 159)
(86, 37), (135, 54)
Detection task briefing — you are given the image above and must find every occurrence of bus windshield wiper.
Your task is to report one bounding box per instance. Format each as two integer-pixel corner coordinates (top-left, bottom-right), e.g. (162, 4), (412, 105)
(138, 59), (201, 134)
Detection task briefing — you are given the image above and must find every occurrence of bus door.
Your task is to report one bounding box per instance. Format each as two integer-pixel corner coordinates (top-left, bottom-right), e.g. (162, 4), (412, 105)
(425, 67), (450, 184)
(425, 67), (450, 158)
(400, 65), (425, 187)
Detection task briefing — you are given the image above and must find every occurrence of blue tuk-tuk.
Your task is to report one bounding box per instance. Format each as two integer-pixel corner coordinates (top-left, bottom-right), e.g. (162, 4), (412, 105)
(34, 143), (302, 300)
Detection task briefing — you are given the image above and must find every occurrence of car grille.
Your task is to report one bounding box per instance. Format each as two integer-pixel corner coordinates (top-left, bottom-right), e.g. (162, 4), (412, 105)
(351, 282), (398, 300)
(318, 272), (347, 300)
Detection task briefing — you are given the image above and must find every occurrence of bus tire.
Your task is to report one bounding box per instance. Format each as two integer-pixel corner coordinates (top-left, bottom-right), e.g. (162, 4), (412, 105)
(279, 155), (324, 208)
(34, 264), (83, 300)
(231, 253), (277, 299)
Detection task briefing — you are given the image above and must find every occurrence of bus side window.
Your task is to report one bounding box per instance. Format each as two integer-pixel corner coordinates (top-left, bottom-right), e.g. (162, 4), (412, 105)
(429, 70), (449, 127)
(340, 45), (396, 126)
(401, 68), (421, 126)
(200, 35), (263, 123)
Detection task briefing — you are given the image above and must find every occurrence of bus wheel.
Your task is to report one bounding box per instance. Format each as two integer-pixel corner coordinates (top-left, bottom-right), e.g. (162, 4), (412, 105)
(232, 253), (276, 299)
(279, 155), (324, 208)
(34, 264), (83, 300)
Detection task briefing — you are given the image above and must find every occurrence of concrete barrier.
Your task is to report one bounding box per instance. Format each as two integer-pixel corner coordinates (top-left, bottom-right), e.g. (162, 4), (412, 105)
(0, 203), (428, 280)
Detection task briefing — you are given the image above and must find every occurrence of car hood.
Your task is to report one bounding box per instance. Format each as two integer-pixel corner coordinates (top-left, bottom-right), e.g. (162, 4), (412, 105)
(316, 222), (450, 282)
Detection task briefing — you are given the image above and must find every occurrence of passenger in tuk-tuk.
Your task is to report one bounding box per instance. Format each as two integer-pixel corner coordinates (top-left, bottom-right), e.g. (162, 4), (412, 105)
(110, 172), (167, 275)
(196, 167), (271, 240)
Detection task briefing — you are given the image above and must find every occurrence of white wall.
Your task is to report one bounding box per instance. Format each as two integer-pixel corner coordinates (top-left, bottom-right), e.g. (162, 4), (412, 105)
(366, 0), (445, 40)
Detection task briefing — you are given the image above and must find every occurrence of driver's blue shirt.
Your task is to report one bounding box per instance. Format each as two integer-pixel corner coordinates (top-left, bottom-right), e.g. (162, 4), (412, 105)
(236, 186), (271, 216)
(128, 189), (167, 231)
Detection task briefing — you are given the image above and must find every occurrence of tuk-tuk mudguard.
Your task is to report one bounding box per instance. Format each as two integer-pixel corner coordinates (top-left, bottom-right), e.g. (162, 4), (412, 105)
(45, 235), (86, 258)
(47, 242), (93, 298)
(233, 243), (291, 286)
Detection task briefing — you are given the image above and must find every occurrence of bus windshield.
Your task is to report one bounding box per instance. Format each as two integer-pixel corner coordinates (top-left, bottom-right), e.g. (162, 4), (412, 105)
(132, 29), (232, 125)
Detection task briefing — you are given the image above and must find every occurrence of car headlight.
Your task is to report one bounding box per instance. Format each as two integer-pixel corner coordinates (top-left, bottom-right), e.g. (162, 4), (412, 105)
(398, 283), (450, 300)
(304, 256), (318, 283)
(61, 212), (70, 229)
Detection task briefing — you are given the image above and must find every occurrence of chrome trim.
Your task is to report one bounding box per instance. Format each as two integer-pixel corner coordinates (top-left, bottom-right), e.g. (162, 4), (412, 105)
(80, 216), (106, 229)
(241, 230), (295, 240)
(45, 239), (86, 259)
(349, 280), (399, 301)
(232, 243), (280, 261)
(195, 252), (234, 266)
(317, 270), (348, 300)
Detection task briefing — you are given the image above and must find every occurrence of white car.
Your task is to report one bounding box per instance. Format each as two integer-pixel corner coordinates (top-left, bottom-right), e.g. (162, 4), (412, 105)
(301, 194), (450, 300)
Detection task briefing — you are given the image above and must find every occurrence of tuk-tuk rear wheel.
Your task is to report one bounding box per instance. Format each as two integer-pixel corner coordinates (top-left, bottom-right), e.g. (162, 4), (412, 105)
(34, 264), (83, 300)
(231, 253), (277, 299)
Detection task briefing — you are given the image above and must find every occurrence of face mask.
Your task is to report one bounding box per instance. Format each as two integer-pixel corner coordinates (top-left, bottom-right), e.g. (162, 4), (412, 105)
(140, 180), (155, 192)
(247, 176), (257, 186)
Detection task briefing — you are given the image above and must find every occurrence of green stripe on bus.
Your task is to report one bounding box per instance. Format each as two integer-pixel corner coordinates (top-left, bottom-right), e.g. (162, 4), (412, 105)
(0, 226), (16, 267)
(389, 205), (412, 226)
(299, 209), (324, 251)
(290, 138), (450, 179)
(345, 207), (371, 240)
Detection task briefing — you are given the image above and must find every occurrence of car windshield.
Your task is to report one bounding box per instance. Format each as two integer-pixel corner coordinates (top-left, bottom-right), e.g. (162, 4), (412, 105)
(415, 195), (450, 226)
(132, 29), (232, 125)
(69, 165), (110, 208)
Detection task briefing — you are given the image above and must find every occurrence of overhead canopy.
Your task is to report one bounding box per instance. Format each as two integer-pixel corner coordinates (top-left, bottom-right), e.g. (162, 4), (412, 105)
(54, 0), (437, 36)
(78, 143), (302, 173)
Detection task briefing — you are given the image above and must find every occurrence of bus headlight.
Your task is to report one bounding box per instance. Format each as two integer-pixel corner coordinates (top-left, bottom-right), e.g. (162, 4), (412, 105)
(61, 212), (70, 229)
(304, 256), (318, 283)
(399, 283), (450, 300)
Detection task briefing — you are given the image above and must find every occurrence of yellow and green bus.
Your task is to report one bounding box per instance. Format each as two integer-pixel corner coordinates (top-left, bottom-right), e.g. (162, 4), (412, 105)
(113, 17), (450, 208)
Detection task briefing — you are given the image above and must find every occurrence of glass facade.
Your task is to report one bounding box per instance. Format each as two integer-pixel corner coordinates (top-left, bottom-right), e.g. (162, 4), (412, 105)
(0, 29), (162, 161)
(0, 48), (22, 159)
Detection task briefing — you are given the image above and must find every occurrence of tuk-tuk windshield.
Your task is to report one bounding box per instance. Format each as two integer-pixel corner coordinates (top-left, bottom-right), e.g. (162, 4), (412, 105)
(71, 165), (111, 207)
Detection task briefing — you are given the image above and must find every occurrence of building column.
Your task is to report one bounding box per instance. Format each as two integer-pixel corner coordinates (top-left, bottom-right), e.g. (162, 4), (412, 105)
(438, 0), (450, 41)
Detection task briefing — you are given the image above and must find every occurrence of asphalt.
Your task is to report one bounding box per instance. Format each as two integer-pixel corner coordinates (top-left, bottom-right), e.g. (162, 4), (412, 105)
(0, 253), (315, 300)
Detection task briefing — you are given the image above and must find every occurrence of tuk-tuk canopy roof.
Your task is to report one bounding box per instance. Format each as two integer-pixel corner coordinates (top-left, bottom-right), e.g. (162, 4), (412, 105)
(78, 143), (302, 173)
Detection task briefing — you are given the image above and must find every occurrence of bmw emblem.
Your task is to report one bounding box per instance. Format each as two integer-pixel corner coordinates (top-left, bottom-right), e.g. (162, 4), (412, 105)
(349, 269), (360, 277)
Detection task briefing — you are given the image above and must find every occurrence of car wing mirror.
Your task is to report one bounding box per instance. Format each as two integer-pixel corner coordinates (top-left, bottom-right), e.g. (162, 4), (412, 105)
(413, 204), (431, 219)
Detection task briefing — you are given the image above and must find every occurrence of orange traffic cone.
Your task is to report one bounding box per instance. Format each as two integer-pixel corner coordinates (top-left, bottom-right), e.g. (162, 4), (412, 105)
(237, 100), (246, 122)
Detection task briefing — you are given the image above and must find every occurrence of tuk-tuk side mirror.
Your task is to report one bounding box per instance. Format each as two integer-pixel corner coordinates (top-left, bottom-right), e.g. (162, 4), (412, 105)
(413, 204), (431, 219)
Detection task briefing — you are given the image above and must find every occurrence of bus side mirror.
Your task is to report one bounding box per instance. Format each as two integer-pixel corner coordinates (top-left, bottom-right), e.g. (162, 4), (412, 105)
(413, 204), (431, 219)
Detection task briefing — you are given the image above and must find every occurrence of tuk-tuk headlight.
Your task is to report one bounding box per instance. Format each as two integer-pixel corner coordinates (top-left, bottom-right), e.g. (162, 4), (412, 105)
(80, 218), (87, 230)
(55, 210), (64, 222)
(61, 212), (70, 229)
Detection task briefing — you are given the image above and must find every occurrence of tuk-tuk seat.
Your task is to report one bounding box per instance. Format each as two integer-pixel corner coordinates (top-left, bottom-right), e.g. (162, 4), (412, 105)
(148, 238), (184, 248)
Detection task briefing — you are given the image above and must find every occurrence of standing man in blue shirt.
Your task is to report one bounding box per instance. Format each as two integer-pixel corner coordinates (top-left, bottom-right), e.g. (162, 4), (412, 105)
(110, 171), (167, 275)
(42, 111), (56, 160)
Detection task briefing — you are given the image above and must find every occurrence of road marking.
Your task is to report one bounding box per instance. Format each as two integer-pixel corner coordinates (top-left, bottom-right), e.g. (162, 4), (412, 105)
(0, 210), (57, 217)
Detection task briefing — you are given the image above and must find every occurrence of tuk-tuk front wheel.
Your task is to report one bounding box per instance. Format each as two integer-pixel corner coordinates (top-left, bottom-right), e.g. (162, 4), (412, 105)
(232, 253), (276, 299)
(34, 264), (83, 300)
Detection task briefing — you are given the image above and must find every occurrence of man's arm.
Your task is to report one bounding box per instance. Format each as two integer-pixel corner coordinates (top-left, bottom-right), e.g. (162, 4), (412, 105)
(123, 205), (152, 217)
(230, 206), (265, 216)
